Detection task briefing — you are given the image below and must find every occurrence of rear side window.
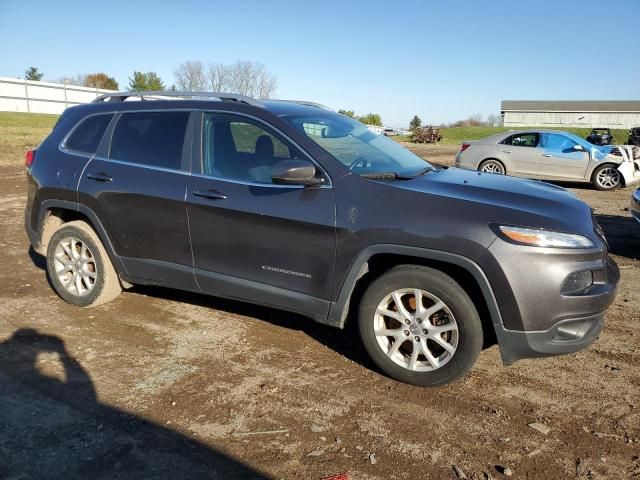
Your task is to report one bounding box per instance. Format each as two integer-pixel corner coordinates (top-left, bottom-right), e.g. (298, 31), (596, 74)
(65, 114), (113, 154)
(501, 133), (539, 147)
(109, 111), (190, 170)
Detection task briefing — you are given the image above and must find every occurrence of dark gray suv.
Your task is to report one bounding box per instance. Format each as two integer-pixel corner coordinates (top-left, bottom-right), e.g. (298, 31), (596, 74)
(24, 91), (619, 386)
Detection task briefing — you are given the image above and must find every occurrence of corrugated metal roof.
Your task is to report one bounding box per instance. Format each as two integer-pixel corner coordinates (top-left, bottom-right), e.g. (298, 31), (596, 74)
(501, 100), (640, 112)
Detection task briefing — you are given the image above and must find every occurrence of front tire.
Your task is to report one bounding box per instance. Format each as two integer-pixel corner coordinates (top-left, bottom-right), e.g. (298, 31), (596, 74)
(478, 159), (505, 175)
(46, 221), (122, 307)
(592, 164), (622, 191)
(358, 265), (483, 387)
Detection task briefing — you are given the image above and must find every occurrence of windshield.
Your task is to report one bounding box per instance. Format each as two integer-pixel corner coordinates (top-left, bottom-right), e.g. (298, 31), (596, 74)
(281, 113), (432, 176)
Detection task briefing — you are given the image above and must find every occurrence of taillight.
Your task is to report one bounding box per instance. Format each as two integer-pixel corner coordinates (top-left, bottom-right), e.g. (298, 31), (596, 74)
(459, 143), (470, 153)
(25, 149), (35, 167)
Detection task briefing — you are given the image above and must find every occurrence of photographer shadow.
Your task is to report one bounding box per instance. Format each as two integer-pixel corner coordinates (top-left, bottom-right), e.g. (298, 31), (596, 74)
(0, 328), (268, 480)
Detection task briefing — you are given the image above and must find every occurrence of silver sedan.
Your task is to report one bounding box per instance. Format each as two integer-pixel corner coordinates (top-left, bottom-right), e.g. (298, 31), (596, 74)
(455, 130), (640, 190)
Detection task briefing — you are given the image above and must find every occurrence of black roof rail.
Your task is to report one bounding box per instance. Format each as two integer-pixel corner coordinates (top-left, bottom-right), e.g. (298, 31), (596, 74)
(92, 91), (263, 108)
(266, 99), (333, 111)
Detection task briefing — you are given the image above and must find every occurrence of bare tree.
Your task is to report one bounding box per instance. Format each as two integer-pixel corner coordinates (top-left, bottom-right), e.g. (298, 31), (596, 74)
(487, 113), (502, 127)
(173, 61), (207, 91)
(175, 60), (277, 98)
(207, 62), (230, 92)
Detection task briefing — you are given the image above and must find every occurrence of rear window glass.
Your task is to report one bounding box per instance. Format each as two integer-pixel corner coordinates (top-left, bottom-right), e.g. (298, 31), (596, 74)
(109, 111), (189, 170)
(65, 114), (113, 154)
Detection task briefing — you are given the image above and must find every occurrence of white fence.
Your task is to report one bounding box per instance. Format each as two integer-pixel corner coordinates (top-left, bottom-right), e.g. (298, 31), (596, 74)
(0, 77), (117, 115)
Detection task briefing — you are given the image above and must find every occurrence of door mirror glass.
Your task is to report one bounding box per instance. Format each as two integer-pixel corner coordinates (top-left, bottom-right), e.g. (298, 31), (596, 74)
(272, 159), (324, 186)
(573, 144), (585, 151)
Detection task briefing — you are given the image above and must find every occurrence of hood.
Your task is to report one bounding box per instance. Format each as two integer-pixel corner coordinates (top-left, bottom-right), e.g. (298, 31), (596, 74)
(387, 167), (597, 238)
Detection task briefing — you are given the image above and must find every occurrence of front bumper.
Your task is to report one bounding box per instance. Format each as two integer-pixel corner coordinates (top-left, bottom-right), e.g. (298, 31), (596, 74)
(631, 188), (640, 223)
(493, 257), (619, 365)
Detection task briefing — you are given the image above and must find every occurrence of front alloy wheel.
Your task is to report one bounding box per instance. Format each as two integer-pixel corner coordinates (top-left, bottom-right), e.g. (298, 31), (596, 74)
(593, 165), (622, 191)
(359, 265), (483, 387)
(374, 289), (459, 372)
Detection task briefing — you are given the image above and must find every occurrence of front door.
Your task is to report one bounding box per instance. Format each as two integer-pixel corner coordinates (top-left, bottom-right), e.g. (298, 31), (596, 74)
(537, 132), (590, 179)
(186, 112), (336, 316)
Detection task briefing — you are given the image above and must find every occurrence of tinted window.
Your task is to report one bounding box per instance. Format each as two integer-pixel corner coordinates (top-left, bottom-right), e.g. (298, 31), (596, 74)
(109, 111), (189, 170)
(65, 114), (113, 154)
(203, 113), (304, 184)
(502, 133), (539, 147)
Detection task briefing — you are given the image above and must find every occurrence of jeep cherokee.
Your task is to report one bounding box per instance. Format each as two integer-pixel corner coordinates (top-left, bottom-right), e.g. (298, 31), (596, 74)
(24, 91), (619, 387)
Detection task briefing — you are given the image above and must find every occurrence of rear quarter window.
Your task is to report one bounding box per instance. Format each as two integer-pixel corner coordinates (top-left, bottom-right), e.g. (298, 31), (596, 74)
(65, 114), (113, 154)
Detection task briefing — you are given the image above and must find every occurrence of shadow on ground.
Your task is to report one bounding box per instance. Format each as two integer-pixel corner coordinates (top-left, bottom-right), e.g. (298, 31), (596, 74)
(595, 213), (640, 260)
(0, 328), (269, 480)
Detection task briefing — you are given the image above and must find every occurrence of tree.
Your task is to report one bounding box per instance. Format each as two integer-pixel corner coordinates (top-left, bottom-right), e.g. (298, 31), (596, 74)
(338, 109), (355, 118)
(173, 61), (208, 91)
(84, 73), (119, 90)
(128, 71), (165, 91)
(24, 67), (43, 81)
(174, 60), (277, 98)
(409, 115), (422, 132)
(358, 113), (382, 126)
(487, 113), (502, 127)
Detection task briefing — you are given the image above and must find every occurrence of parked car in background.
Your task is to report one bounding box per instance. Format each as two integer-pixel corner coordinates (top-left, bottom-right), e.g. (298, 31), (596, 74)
(25, 93), (620, 387)
(631, 187), (640, 223)
(383, 127), (399, 136)
(456, 130), (640, 190)
(586, 128), (614, 146)
(627, 127), (640, 146)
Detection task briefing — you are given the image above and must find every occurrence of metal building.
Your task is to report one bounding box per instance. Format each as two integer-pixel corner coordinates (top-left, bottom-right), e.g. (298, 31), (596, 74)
(501, 100), (640, 130)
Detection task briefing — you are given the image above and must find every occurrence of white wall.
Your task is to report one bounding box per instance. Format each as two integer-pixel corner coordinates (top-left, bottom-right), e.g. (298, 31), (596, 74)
(0, 77), (117, 114)
(503, 111), (640, 130)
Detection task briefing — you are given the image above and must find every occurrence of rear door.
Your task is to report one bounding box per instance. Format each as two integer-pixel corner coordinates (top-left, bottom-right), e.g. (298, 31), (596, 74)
(537, 132), (590, 179)
(78, 109), (197, 289)
(186, 111), (336, 317)
(499, 132), (540, 175)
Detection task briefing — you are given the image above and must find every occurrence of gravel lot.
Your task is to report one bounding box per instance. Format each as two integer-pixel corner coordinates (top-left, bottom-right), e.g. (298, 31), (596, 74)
(1, 145), (639, 479)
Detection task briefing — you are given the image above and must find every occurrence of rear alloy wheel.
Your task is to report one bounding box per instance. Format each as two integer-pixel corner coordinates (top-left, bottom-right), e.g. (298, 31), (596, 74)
(359, 265), (483, 387)
(46, 221), (122, 307)
(479, 159), (505, 175)
(593, 164), (622, 191)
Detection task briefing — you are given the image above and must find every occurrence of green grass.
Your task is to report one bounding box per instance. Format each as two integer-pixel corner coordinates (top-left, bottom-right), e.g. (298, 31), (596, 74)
(0, 112), (59, 167)
(399, 126), (631, 146)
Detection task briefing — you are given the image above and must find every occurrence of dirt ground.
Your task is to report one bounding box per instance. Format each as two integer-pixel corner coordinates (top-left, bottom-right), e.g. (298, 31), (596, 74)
(1, 145), (639, 480)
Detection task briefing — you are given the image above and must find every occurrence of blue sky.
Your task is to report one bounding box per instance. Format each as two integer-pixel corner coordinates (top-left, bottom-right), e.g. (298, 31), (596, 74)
(1, 0), (638, 126)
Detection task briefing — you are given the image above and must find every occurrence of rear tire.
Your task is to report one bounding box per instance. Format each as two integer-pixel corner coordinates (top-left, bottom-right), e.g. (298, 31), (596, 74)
(592, 164), (622, 191)
(46, 221), (122, 307)
(358, 265), (483, 387)
(478, 159), (505, 175)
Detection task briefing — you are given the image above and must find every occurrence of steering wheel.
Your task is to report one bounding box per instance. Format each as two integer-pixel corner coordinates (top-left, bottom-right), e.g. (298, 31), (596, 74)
(349, 156), (369, 170)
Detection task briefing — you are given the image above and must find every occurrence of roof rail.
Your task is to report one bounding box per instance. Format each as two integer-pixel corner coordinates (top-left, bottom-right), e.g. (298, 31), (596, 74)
(92, 91), (264, 108)
(267, 99), (333, 111)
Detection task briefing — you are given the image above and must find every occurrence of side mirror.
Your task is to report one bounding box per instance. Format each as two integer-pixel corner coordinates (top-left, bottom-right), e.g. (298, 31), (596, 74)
(573, 144), (585, 151)
(272, 159), (324, 186)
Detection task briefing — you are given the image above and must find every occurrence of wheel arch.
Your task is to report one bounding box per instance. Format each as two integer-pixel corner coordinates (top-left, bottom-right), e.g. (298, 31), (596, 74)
(36, 200), (126, 275)
(327, 245), (503, 346)
(590, 162), (625, 187)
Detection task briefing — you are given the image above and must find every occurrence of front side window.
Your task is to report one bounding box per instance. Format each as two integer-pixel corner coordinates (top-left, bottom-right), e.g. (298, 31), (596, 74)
(541, 133), (579, 152)
(109, 111), (189, 170)
(502, 133), (539, 147)
(281, 114), (431, 176)
(202, 113), (305, 184)
(65, 114), (113, 154)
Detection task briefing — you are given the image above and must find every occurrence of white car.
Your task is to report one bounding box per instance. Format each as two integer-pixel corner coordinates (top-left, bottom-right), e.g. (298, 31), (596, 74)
(455, 130), (640, 190)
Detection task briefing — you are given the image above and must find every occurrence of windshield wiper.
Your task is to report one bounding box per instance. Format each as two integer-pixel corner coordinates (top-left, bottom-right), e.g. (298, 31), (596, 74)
(360, 172), (404, 180)
(404, 166), (434, 178)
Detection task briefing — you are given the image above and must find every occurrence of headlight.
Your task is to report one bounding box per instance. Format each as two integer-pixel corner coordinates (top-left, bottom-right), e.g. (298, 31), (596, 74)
(497, 225), (595, 248)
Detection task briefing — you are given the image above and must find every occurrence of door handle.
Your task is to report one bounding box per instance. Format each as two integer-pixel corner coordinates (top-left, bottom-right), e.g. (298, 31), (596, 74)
(86, 172), (113, 182)
(542, 153), (553, 157)
(502, 150), (512, 154)
(192, 189), (227, 200)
